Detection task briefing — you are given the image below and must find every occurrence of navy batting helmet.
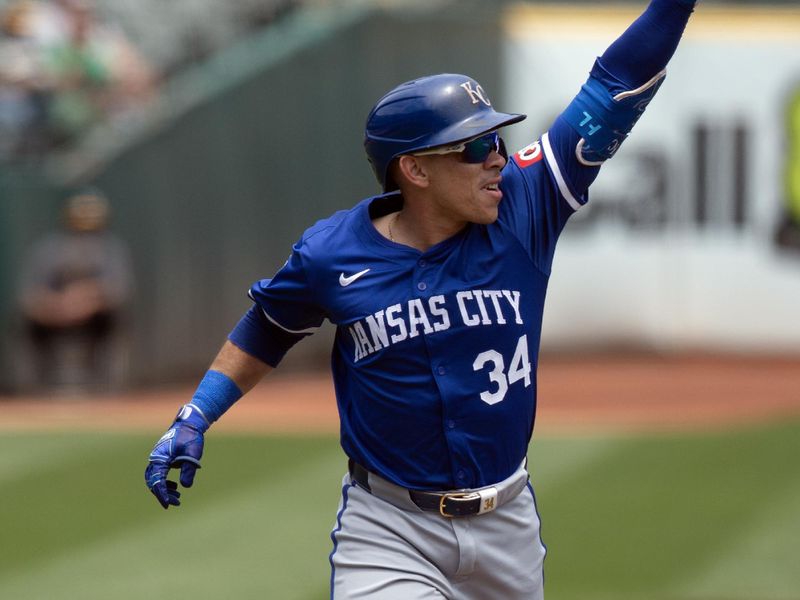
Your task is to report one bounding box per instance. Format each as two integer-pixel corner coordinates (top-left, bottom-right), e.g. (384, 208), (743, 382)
(364, 73), (527, 191)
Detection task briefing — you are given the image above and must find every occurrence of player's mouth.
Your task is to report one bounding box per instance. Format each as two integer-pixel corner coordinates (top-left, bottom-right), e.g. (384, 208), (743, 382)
(482, 179), (503, 201)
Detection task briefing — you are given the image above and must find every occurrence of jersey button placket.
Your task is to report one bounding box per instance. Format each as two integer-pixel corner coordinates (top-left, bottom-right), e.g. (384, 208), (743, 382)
(414, 256), (429, 294)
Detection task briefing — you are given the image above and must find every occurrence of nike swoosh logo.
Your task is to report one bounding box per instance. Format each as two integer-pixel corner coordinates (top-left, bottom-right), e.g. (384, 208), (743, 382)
(339, 268), (371, 287)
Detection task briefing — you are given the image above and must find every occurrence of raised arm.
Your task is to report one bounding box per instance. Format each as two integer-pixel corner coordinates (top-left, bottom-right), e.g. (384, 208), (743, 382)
(563, 0), (697, 166)
(534, 0), (698, 212)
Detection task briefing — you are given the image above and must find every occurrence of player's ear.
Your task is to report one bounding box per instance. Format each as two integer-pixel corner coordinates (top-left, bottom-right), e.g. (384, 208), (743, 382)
(396, 155), (430, 189)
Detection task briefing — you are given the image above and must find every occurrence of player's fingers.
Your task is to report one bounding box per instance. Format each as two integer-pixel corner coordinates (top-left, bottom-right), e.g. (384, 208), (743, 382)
(166, 480), (182, 498)
(145, 462), (174, 509)
(149, 479), (173, 509)
(150, 479), (182, 509)
(179, 461), (199, 488)
(164, 480), (181, 505)
(153, 480), (181, 507)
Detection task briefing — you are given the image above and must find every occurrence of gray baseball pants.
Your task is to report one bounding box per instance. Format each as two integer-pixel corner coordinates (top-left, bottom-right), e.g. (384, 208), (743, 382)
(329, 462), (546, 599)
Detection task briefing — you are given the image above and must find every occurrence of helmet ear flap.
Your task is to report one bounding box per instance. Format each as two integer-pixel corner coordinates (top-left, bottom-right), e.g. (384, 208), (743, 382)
(364, 74), (526, 192)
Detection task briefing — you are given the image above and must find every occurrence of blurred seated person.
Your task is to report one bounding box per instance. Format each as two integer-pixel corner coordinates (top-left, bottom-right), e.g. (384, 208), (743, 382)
(18, 188), (134, 392)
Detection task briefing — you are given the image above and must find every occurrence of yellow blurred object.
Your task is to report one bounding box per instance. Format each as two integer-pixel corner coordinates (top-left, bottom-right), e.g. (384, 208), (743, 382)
(787, 87), (800, 224)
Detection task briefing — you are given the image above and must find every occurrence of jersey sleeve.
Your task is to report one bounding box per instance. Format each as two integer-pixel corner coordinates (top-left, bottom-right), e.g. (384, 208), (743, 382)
(499, 116), (600, 275)
(239, 238), (327, 365)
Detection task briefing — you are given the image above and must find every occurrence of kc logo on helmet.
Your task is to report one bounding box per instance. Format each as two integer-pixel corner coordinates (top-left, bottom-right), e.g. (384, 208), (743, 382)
(460, 82), (492, 106)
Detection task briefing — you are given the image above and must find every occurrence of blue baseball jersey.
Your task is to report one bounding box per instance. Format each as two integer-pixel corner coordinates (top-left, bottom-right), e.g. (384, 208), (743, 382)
(236, 116), (600, 491)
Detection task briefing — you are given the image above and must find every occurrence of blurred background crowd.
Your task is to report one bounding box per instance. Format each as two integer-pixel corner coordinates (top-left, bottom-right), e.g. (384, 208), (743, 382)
(0, 0), (298, 163)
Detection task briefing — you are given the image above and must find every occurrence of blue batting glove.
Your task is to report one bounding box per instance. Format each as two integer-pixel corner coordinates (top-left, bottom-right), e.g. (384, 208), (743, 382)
(145, 404), (210, 509)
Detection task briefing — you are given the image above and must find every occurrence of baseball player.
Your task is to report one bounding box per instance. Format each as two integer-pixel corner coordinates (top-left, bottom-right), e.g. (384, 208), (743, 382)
(145, 1), (698, 597)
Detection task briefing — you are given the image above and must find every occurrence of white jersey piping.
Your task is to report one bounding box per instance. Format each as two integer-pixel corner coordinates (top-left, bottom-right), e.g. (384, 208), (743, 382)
(541, 131), (582, 212)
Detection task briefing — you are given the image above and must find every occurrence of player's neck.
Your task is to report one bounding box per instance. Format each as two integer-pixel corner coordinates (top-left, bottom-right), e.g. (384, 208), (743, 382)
(385, 207), (467, 252)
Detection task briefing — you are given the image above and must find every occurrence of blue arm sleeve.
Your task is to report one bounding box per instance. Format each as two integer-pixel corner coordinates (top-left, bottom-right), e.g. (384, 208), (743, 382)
(599, 0), (695, 87)
(228, 304), (307, 368)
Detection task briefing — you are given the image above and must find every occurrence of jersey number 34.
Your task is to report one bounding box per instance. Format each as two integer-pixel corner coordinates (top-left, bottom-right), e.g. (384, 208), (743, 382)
(472, 334), (532, 405)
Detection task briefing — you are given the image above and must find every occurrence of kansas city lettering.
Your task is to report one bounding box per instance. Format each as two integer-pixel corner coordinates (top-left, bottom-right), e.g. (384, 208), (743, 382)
(348, 289), (522, 362)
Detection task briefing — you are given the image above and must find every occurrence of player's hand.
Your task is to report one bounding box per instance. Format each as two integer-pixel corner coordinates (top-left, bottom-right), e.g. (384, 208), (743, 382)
(144, 404), (209, 509)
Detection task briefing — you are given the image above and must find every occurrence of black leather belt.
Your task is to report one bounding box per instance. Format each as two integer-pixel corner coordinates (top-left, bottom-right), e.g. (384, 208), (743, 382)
(348, 459), (492, 518)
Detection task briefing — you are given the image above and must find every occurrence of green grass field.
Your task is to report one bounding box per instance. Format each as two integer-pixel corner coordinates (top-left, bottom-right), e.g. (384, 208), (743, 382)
(1, 419), (799, 600)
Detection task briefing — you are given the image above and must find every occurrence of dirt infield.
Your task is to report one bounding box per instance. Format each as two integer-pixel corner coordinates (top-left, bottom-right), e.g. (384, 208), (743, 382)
(1, 354), (799, 435)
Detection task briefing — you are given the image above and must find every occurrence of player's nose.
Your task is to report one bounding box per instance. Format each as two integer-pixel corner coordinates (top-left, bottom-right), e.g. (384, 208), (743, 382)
(485, 148), (506, 170)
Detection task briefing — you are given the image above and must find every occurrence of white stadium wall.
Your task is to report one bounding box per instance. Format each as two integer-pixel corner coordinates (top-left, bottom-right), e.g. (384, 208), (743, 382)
(502, 4), (800, 353)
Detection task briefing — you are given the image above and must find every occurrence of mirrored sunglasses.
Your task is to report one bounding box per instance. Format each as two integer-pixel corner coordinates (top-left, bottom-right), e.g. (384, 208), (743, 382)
(413, 131), (507, 163)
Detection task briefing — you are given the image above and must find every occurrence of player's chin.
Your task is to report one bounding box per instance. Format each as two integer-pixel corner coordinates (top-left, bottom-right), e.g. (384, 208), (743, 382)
(475, 191), (502, 222)
(472, 204), (500, 225)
